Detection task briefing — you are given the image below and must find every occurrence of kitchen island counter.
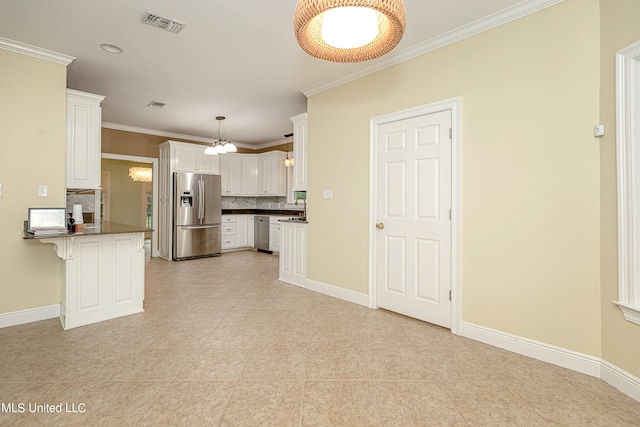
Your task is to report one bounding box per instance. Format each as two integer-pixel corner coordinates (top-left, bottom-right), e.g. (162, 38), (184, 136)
(26, 222), (151, 330)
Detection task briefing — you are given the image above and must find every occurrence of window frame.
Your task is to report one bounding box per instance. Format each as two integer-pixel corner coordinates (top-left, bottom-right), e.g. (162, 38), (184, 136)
(615, 39), (640, 325)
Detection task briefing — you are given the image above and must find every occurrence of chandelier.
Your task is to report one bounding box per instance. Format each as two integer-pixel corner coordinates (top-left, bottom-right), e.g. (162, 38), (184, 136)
(205, 116), (238, 155)
(129, 167), (152, 183)
(294, 0), (406, 63)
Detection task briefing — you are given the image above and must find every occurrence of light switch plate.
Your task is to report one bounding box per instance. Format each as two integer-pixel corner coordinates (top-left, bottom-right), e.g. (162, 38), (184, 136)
(323, 189), (333, 199)
(38, 185), (48, 197)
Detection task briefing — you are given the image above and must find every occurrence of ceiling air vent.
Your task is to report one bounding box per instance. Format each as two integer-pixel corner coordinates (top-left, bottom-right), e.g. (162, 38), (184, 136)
(147, 101), (166, 109)
(141, 10), (186, 34)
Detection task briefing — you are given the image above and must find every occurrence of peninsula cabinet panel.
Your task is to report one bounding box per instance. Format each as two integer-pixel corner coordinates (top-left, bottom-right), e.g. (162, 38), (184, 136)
(66, 89), (104, 189)
(58, 233), (144, 330)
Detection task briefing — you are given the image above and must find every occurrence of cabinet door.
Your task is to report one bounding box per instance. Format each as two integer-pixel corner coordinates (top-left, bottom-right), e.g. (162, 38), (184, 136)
(174, 145), (199, 172)
(237, 215), (248, 247)
(197, 151), (219, 174)
(269, 223), (281, 253)
(220, 154), (242, 195)
(66, 90), (104, 189)
(291, 113), (307, 191)
(241, 155), (259, 196)
(258, 152), (286, 196)
(248, 216), (255, 248)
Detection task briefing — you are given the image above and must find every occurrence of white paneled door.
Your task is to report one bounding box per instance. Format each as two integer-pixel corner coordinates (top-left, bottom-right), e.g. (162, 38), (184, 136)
(375, 110), (452, 328)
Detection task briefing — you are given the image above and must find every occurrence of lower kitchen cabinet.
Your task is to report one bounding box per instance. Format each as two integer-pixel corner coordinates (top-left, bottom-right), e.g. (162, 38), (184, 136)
(221, 214), (254, 251)
(279, 221), (307, 287)
(269, 216), (281, 254)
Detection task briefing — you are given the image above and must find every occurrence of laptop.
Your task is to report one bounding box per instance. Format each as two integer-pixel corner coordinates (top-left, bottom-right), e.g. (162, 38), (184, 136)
(27, 208), (67, 236)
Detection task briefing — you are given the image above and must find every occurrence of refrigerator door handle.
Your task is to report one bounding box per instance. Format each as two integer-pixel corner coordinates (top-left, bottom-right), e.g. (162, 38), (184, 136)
(180, 224), (219, 230)
(198, 179), (205, 220)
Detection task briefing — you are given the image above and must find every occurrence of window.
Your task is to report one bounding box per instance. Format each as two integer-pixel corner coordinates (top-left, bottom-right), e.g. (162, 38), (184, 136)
(615, 39), (640, 325)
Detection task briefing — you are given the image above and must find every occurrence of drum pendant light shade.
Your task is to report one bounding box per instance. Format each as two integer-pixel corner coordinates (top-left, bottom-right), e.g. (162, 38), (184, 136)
(294, 0), (406, 63)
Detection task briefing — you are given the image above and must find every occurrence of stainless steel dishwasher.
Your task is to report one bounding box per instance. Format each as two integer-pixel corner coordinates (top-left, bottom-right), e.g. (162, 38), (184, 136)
(254, 216), (271, 253)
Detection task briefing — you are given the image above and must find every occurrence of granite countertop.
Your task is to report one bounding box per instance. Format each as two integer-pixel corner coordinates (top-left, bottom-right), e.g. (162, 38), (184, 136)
(24, 221), (153, 239)
(222, 209), (304, 216)
(277, 218), (308, 224)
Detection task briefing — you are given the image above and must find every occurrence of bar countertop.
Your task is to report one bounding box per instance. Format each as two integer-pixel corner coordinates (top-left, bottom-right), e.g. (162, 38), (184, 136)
(24, 221), (153, 239)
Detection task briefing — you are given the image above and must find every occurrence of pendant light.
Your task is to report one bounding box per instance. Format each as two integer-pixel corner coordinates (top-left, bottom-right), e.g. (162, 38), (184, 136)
(294, 0), (406, 63)
(284, 133), (294, 167)
(205, 116), (238, 155)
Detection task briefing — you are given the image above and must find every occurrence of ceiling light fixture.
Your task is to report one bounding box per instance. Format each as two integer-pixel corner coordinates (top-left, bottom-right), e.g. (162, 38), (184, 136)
(293, 0), (406, 63)
(100, 43), (123, 54)
(204, 116), (237, 155)
(129, 167), (152, 183)
(284, 133), (294, 167)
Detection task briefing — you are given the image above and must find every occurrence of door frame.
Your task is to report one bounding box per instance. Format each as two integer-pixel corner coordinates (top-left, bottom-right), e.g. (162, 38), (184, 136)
(368, 97), (461, 334)
(101, 153), (159, 258)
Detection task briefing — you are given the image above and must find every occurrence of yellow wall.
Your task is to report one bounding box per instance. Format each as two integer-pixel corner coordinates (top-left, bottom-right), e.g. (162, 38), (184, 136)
(307, 0), (603, 356)
(101, 159), (149, 227)
(0, 50), (66, 314)
(599, 0), (640, 378)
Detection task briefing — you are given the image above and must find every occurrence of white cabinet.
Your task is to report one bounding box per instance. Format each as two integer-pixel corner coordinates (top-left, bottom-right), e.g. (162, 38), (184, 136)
(269, 216), (282, 253)
(221, 214), (253, 251)
(290, 113), (307, 191)
(66, 89), (105, 189)
(42, 233), (145, 330)
(173, 142), (219, 174)
(248, 215), (255, 248)
(220, 154), (243, 195)
(259, 151), (287, 196)
(241, 155), (259, 196)
(221, 216), (237, 250)
(279, 221), (307, 287)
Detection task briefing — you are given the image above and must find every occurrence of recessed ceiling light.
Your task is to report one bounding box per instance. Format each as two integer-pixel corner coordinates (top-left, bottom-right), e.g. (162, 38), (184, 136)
(100, 43), (123, 54)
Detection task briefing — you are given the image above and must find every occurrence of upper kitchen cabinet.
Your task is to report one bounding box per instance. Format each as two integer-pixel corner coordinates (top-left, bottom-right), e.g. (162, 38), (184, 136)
(66, 89), (105, 189)
(258, 151), (287, 196)
(172, 141), (219, 174)
(290, 113), (307, 191)
(219, 153), (243, 195)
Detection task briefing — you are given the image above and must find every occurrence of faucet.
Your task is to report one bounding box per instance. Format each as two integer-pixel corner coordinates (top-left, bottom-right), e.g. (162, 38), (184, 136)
(295, 196), (306, 219)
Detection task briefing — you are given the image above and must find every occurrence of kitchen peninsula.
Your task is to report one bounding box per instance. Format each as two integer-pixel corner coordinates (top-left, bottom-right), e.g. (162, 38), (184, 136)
(24, 221), (151, 330)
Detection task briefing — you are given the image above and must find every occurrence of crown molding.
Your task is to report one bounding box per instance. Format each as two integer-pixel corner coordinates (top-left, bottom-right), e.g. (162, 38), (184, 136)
(302, 0), (566, 97)
(0, 36), (74, 66)
(101, 122), (286, 151)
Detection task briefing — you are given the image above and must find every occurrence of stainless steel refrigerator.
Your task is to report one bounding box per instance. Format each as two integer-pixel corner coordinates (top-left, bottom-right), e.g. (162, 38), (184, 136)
(173, 172), (222, 260)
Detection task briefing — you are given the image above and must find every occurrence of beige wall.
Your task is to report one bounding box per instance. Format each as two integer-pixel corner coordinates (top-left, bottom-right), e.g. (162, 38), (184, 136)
(307, 0), (603, 356)
(599, 0), (640, 378)
(101, 159), (149, 227)
(0, 50), (67, 314)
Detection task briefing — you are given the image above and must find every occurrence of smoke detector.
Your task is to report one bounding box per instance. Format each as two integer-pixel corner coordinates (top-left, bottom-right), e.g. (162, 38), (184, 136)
(141, 10), (186, 34)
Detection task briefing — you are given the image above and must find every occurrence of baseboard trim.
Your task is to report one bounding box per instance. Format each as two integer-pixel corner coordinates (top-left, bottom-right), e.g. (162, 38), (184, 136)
(0, 304), (60, 328)
(305, 279), (369, 307)
(460, 321), (640, 403)
(601, 360), (640, 403)
(460, 321), (601, 377)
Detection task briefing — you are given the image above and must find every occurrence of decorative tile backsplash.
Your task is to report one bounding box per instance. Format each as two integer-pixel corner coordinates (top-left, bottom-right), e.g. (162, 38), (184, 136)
(222, 196), (288, 210)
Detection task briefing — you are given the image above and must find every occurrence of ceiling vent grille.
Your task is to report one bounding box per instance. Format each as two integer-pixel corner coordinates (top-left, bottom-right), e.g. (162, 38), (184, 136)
(141, 10), (186, 34)
(147, 100), (166, 109)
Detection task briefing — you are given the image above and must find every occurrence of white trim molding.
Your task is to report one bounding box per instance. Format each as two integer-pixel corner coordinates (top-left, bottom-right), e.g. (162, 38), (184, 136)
(303, 0), (565, 96)
(0, 36), (74, 66)
(460, 321), (640, 403)
(615, 39), (640, 326)
(304, 279), (369, 307)
(0, 305), (61, 329)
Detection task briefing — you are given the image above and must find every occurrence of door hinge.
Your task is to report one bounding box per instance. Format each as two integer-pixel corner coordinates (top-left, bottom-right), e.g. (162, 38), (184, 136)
(449, 128), (452, 139)
(449, 290), (452, 301)
(449, 208), (452, 220)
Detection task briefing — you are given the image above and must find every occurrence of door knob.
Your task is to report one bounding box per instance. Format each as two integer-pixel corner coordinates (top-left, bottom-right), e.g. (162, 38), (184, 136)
(376, 223), (385, 229)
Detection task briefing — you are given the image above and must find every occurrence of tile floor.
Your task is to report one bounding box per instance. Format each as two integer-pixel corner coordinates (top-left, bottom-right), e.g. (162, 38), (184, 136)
(1, 250), (640, 426)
